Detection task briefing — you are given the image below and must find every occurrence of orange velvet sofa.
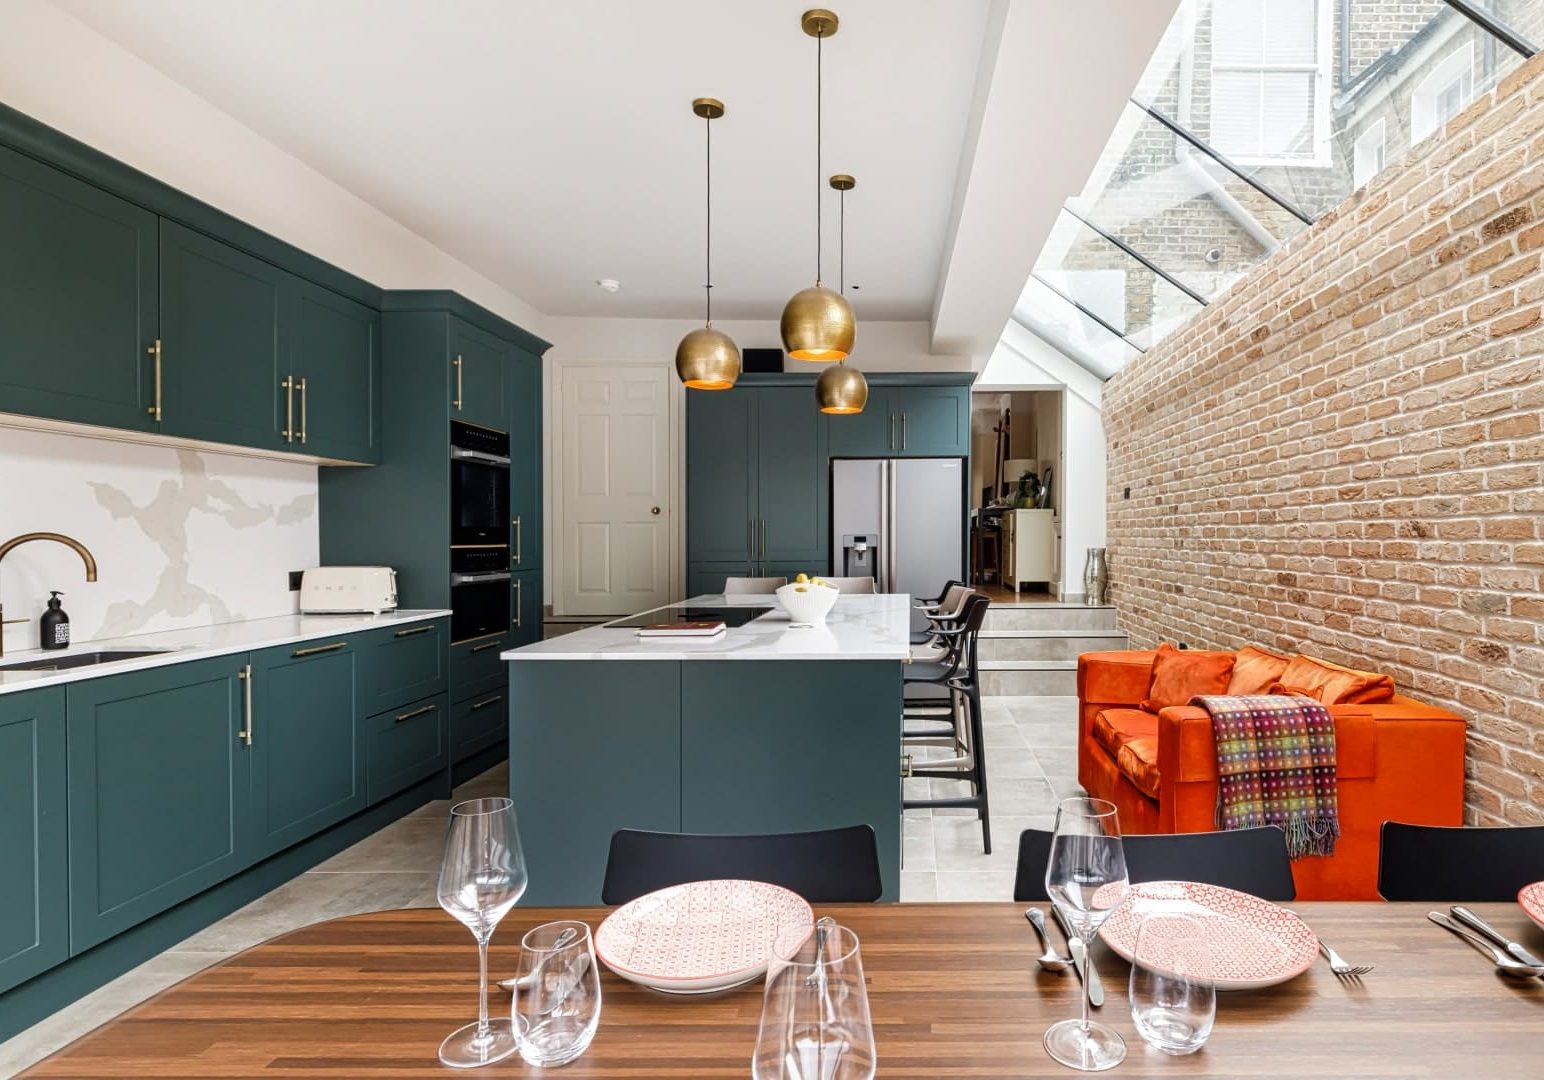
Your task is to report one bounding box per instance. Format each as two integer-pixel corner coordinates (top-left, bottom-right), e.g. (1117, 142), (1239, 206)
(1077, 649), (1468, 900)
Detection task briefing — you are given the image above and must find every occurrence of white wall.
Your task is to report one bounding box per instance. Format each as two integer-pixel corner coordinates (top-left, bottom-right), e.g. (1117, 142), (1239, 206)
(0, 427), (316, 652)
(977, 323), (1106, 599)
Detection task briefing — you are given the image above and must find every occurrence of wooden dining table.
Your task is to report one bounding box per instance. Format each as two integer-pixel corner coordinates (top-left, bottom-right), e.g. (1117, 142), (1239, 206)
(19, 902), (1544, 1078)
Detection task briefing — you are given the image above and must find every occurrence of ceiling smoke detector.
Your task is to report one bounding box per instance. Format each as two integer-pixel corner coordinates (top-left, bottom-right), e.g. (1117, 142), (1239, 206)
(595, 278), (621, 294)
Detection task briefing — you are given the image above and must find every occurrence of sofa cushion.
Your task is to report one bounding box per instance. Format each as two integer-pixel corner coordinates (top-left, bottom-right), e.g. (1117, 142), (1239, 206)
(1091, 708), (1159, 758)
(1142, 642), (1236, 711)
(1227, 645), (1292, 695)
(1272, 654), (1395, 705)
(1115, 736), (1162, 799)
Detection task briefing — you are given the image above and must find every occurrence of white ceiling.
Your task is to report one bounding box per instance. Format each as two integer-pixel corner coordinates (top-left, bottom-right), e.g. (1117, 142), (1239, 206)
(54, 0), (993, 321)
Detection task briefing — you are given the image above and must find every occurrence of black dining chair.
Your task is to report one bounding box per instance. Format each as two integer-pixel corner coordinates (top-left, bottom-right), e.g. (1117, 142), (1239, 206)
(1377, 821), (1544, 901)
(600, 825), (884, 905)
(1012, 826), (1297, 902)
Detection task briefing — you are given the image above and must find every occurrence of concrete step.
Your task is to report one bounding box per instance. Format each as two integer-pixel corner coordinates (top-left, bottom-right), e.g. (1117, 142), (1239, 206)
(983, 605), (1118, 632)
(978, 660), (1078, 696)
(978, 629), (1129, 661)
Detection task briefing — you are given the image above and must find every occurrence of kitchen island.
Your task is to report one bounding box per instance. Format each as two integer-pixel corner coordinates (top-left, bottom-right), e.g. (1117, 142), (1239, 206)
(502, 593), (910, 903)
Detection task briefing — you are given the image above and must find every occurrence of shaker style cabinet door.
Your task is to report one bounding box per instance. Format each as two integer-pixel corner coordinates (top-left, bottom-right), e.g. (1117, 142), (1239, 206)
(890, 386), (969, 456)
(824, 389), (896, 456)
(754, 387), (828, 564)
(289, 279), (380, 464)
(511, 567), (542, 647)
(0, 143), (158, 431)
(67, 658), (250, 952)
(0, 688), (68, 994)
(507, 351), (542, 569)
(248, 638), (365, 860)
(448, 318), (510, 431)
(685, 389), (757, 565)
(158, 220), (287, 451)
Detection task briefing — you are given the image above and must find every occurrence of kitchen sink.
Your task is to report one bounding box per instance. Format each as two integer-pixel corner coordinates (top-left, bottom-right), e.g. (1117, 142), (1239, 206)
(0, 649), (171, 672)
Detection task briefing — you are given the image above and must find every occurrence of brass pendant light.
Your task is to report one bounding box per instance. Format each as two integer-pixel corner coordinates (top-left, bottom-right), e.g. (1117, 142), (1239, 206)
(781, 9), (856, 362)
(676, 97), (740, 390)
(817, 173), (868, 414)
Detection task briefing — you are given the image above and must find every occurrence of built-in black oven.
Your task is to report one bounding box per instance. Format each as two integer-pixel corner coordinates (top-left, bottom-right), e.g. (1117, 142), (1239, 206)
(450, 547), (510, 643)
(450, 420), (510, 546)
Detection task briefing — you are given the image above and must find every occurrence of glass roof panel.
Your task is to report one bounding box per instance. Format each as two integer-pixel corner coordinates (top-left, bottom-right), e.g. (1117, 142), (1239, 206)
(1010, 277), (1141, 382)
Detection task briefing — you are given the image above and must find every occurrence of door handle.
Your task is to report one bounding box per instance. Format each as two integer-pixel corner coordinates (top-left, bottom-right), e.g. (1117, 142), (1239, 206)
(147, 339), (163, 422)
(902, 411), (908, 450)
(394, 624), (434, 638)
(298, 376), (308, 445)
(292, 641), (347, 658)
(394, 703), (438, 725)
(237, 664), (253, 746)
(512, 515), (522, 565)
(513, 578), (522, 628)
(470, 695), (505, 712)
(889, 413), (896, 450)
(760, 518), (767, 561)
(281, 376), (295, 442)
(452, 355), (464, 410)
(470, 639), (503, 655)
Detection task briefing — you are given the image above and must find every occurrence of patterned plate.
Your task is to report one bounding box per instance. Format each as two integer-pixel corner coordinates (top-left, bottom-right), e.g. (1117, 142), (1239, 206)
(595, 880), (814, 994)
(1101, 881), (1319, 990)
(1519, 881), (1544, 932)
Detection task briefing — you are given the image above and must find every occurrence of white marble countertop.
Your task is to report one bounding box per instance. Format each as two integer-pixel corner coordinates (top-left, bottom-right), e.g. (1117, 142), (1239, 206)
(0, 609), (451, 696)
(504, 593), (913, 661)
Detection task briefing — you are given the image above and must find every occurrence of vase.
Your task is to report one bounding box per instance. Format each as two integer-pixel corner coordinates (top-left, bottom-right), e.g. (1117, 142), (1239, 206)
(1083, 547), (1109, 606)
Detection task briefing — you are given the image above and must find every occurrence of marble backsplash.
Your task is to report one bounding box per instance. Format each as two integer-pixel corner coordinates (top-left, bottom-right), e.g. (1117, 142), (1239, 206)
(0, 426), (318, 653)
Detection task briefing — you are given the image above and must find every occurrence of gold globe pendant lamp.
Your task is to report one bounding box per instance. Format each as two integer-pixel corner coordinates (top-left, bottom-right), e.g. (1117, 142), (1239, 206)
(675, 97), (740, 390)
(817, 173), (868, 414)
(781, 9), (856, 362)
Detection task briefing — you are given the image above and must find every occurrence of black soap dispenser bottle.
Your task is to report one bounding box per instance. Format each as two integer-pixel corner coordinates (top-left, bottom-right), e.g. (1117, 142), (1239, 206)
(40, 591), (70, 650)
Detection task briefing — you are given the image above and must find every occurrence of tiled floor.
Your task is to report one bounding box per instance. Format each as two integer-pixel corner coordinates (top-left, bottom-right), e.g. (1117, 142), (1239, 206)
(0, 695), (1080, 1077)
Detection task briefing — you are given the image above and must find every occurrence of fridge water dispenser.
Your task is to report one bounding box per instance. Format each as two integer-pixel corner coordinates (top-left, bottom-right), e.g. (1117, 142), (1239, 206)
(841, 533), (879, 580)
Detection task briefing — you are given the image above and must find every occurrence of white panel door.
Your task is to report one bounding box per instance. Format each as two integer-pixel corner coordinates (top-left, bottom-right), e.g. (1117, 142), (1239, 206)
(557, 365), (672, 616)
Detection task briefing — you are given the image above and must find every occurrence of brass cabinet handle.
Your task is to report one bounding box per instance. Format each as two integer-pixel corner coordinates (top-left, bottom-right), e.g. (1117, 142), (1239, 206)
(281, 376), (294, 442)
(889, 413), (896, 450)
(513, 578), (522, 628)
(452, 355), (464, 410)
(147, 339), (163, 421)
(298, 376), (308, 445)
(900, 752), (913, 778)
(902, 411), (908, 450)
(394, 703), (438, 725)
(760, 519), (767, 560)
(394, 624), (434, 639)
(470, 639), (502, 654)
(512, 515), (522, 565)
(237, 664), (253, 746)
(470, 695), (504, 712)
(292, 641), (347, 658)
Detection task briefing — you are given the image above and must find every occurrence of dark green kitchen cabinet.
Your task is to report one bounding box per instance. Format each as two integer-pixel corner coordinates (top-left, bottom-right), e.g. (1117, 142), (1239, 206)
(0, 688), (67, 994)
(823, 395), (894, 457)
(366, 693), (448, 805)
(686, 388), (757, 565)
(826, 386), (969, 457)
(755, 387), (828, 564)
(512, 568), (542, 647)
(67, 658), (249, 952)
(247, 638), (365, 860)
(508, 352), (542, 570)
(158, 219), (287, 449)
(360, 618), (448, 717)
(0, 142), (158, 431)
(450, 688), (508, 765)
(449, 318), (509, 431)
(288, 279), (380, 463)
(451, 631), (511, 704)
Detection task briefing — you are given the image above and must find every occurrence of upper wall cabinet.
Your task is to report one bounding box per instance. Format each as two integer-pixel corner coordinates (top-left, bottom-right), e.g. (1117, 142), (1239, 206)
(826, 386), (970, 458)
(0, 143), (158, 431)
(289, 280), (380, 464)
(449, 318), (510, 431)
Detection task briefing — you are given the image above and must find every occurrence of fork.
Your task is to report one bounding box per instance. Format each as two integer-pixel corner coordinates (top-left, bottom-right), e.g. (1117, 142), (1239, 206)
(1319, 940), (1373, 979)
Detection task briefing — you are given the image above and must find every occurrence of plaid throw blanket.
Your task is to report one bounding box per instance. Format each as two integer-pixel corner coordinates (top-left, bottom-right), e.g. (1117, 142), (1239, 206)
(1191, 693), (1340, 859)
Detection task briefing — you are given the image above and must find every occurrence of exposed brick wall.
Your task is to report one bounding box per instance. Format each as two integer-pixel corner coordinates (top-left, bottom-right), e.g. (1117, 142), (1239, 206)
(1103, 50), (1544, 826)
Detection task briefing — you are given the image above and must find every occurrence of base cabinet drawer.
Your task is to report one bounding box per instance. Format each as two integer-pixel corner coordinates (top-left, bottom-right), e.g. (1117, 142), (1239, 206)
(0, 688), (68, 994)
(362, 618), (448, 716)
(366, 693), (449, 804)
(450, 690), (507, 764)
(450, 633), (509, 703)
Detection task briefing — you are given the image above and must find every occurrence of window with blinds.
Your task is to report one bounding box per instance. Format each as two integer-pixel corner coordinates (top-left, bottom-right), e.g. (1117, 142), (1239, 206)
(1209, 0), (1329, 164)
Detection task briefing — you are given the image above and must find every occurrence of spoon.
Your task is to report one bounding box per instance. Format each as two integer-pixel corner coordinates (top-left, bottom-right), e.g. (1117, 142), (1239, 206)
(498, 925), (580, 991)
(1024, 907), (1071, 973)
(1428, 912), (1544, 978)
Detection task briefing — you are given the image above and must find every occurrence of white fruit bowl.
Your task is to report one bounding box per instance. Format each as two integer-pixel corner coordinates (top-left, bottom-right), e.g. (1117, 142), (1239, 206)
(775, 582), (839, 625)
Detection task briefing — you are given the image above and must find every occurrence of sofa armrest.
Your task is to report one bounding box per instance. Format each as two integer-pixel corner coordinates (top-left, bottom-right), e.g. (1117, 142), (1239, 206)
(1077, 651), (1156, 709)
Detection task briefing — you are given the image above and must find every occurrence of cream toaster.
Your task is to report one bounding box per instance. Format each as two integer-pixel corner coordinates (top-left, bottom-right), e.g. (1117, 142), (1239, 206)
(299, 566), (398, 614)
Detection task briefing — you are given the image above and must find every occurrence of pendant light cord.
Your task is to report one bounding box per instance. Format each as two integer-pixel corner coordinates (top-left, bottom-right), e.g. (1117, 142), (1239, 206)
(839, 187), (845, 294)
(705, 110), (712, 326)
(815, 29), (823, 287)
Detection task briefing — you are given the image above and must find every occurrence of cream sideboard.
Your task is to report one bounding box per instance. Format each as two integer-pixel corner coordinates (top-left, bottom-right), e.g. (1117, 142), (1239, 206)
(1003, 509), (1056, 594)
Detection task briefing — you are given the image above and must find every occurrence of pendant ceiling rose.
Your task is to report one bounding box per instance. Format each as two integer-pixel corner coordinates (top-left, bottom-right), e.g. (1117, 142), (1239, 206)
(801, 8), (839, 37)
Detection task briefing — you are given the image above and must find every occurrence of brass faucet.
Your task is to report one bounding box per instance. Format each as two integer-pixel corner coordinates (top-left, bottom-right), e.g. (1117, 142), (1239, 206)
(0, 532), (99, 658)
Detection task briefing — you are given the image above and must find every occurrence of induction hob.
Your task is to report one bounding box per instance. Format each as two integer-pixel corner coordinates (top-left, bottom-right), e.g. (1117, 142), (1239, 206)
(609, 604), (773, 629)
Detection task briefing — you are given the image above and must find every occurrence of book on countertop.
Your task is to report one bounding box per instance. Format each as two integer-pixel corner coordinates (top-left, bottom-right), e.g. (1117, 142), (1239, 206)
(635, 620), (727, 638)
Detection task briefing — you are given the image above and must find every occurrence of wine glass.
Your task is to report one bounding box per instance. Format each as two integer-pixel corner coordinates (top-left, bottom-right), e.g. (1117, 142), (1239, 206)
(514, 920), (602, 1066)
(752, 918), (877, 1080)
(436, 797), (528, 1069)
(1043, 797), (1129, 1072)
(1129, 913), (1215, 1055)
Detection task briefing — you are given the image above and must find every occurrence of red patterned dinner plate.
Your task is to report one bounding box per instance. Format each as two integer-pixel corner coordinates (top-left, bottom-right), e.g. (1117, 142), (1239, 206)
(594, 879), (814, 994)
(1101, 880), (1319, 990)
(1519, 881), (1544, 932)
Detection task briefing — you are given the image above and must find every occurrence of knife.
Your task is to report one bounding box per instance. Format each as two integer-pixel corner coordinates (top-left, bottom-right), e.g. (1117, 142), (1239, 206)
(1052, 904), (1103, 1008)
(1452, 906), (1544, 968)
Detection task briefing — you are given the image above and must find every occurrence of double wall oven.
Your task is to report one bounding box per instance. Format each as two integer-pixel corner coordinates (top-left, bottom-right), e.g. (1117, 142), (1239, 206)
(450, 419), (511, 643)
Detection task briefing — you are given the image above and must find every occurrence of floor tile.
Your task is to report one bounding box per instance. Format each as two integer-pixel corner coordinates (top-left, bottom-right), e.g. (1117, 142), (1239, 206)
(934, 870), (1017, 902)
(899, 871), (938, 902)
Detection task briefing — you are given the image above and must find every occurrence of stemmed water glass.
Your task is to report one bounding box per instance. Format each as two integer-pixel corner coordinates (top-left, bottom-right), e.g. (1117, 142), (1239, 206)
(752, 918), (877, 1080)
(436, 797), (528, 1069)
(1043, 797), (1129, 1072)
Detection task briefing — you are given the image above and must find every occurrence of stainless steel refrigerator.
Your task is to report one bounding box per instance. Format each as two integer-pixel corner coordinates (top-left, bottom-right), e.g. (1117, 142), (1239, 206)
(831, 457), (965, 597)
